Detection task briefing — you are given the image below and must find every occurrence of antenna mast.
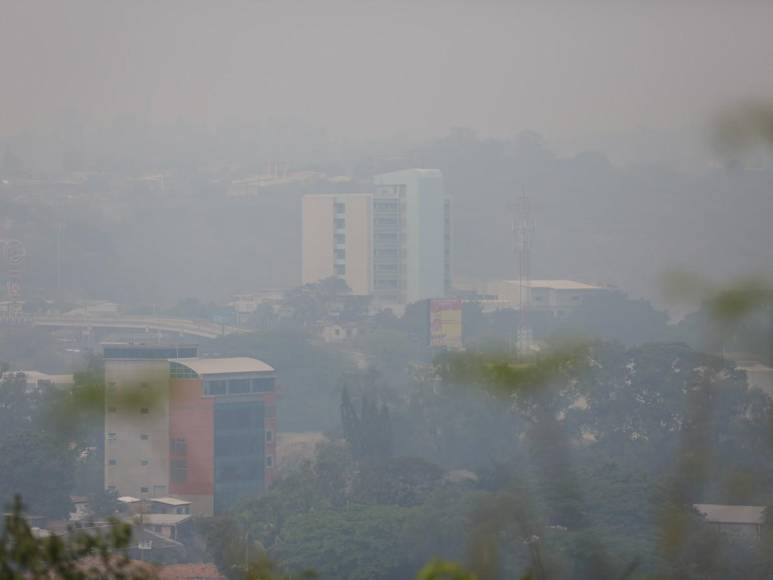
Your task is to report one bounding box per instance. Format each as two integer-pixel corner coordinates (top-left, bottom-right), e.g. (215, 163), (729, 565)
(512, 189), (534, 358)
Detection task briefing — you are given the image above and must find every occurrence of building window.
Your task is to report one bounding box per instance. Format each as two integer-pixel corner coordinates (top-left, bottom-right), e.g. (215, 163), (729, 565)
(107, 406), (117, 413)
(204, 380), (227, 396)
(109, 459), (117, 466)
(172, 438), (187, 455)
(107, 486), (116, 492)
(228, 378), (251, 394)
(107, 433), (117, 441)
(335, 249), (346, 259)
(266, 430), (273, 442)
(140, 408), (149, 414)
(335, 264), (346, 276)
(140, 433), (149, 440)
(266, 456), (273, 468)
(334, 218), (345, 229)
(250, 377), (274, 393)
(334, 202), (345, 214)
(334, 233), (345, 244)
(169, 362), (198, 379)
(171, 459), (188, 484)
(140, 487), (149, 494)
(141, 460), (149, 466)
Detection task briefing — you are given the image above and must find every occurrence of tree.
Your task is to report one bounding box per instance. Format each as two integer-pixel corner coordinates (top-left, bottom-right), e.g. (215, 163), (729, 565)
(0, 496), (144, 579)
(351, 457), (444, 507)
(0, 370), (87, 519)
(552, 291), (669, 346)
(340, 384), (393, 461)
(276, 505), (418, 580)
(0, 432), (76, 519)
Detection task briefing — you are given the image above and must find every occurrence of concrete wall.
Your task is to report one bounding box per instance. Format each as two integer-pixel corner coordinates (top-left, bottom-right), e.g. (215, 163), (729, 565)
(169, 378), (214, 514)
(302, 195), (335, 286)
(105, 360), (171, 499)
(302, 194), (373, 295)
(343, 195), (372, 295)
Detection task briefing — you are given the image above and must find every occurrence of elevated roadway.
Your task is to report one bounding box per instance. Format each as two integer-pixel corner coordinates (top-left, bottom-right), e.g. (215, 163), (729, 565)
(31, 314), (248, 340)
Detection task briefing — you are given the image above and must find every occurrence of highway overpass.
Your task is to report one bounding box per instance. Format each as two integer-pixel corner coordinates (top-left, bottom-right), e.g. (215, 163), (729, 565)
(31, 314), (248, 340)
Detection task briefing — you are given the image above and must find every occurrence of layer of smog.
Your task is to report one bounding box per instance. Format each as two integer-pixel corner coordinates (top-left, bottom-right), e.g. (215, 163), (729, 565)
(2, 2), (773, 579)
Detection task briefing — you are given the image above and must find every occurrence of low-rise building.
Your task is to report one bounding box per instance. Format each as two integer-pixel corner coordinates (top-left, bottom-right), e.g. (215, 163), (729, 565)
(694, 503), (766, 542)
(458, 279), (608, 316)
(149, 497), (192, 515)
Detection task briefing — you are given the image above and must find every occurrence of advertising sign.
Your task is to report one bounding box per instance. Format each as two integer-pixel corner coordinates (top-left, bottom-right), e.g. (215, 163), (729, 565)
(429, 299), (463, 350)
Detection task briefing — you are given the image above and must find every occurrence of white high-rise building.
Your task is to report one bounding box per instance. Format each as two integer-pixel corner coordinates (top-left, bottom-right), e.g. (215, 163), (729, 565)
(301, 169), (450, 305)
(372, 169), (450, 304)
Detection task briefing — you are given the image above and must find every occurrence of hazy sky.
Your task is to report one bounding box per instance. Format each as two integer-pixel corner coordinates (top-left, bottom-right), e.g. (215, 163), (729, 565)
(3, 0), (773, 148)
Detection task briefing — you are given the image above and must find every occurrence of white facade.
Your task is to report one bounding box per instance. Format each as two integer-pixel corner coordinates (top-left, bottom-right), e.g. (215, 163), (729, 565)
(301, 170), (450, 305)
(373, 169), (449, 304)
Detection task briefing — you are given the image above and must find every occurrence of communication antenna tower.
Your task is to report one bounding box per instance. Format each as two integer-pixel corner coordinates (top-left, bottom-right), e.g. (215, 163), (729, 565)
(512, 190), (534, 358)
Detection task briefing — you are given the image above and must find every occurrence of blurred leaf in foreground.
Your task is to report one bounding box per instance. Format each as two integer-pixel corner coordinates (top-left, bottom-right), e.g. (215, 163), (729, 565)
(434, 342), (590, 397)
(715, 101), (773, 153)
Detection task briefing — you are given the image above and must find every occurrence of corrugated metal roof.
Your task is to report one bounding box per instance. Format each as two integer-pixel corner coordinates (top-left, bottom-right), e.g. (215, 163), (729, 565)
(694, 504), (765, 525)
(151, 497), (191, 506)
(168, 357), (274, 376)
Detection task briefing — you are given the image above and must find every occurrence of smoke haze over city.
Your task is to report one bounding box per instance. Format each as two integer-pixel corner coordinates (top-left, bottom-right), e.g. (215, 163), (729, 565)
(2, 2), (773, 579)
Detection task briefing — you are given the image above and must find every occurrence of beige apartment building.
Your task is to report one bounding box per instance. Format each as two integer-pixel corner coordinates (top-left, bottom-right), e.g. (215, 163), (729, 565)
(104, 344), (195, 499)
(302, 194), (372, 295)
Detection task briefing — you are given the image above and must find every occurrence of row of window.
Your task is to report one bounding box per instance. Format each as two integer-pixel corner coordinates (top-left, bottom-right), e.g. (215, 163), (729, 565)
(108, 431), (273, 445)
(170, 456), (274, 484)
(375, 248), (400, 257)
(374, 200), (400, 211)
(107, 406), (150, 414)
(104, 346), (197, 360)
(108, 459), (149, 466)
(376, 184), (407, 196)
(203, 377), (274, 396)
(107, 432), (149, 441)
(107, 485), (167, 495)
(375, 279), (400, 289)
